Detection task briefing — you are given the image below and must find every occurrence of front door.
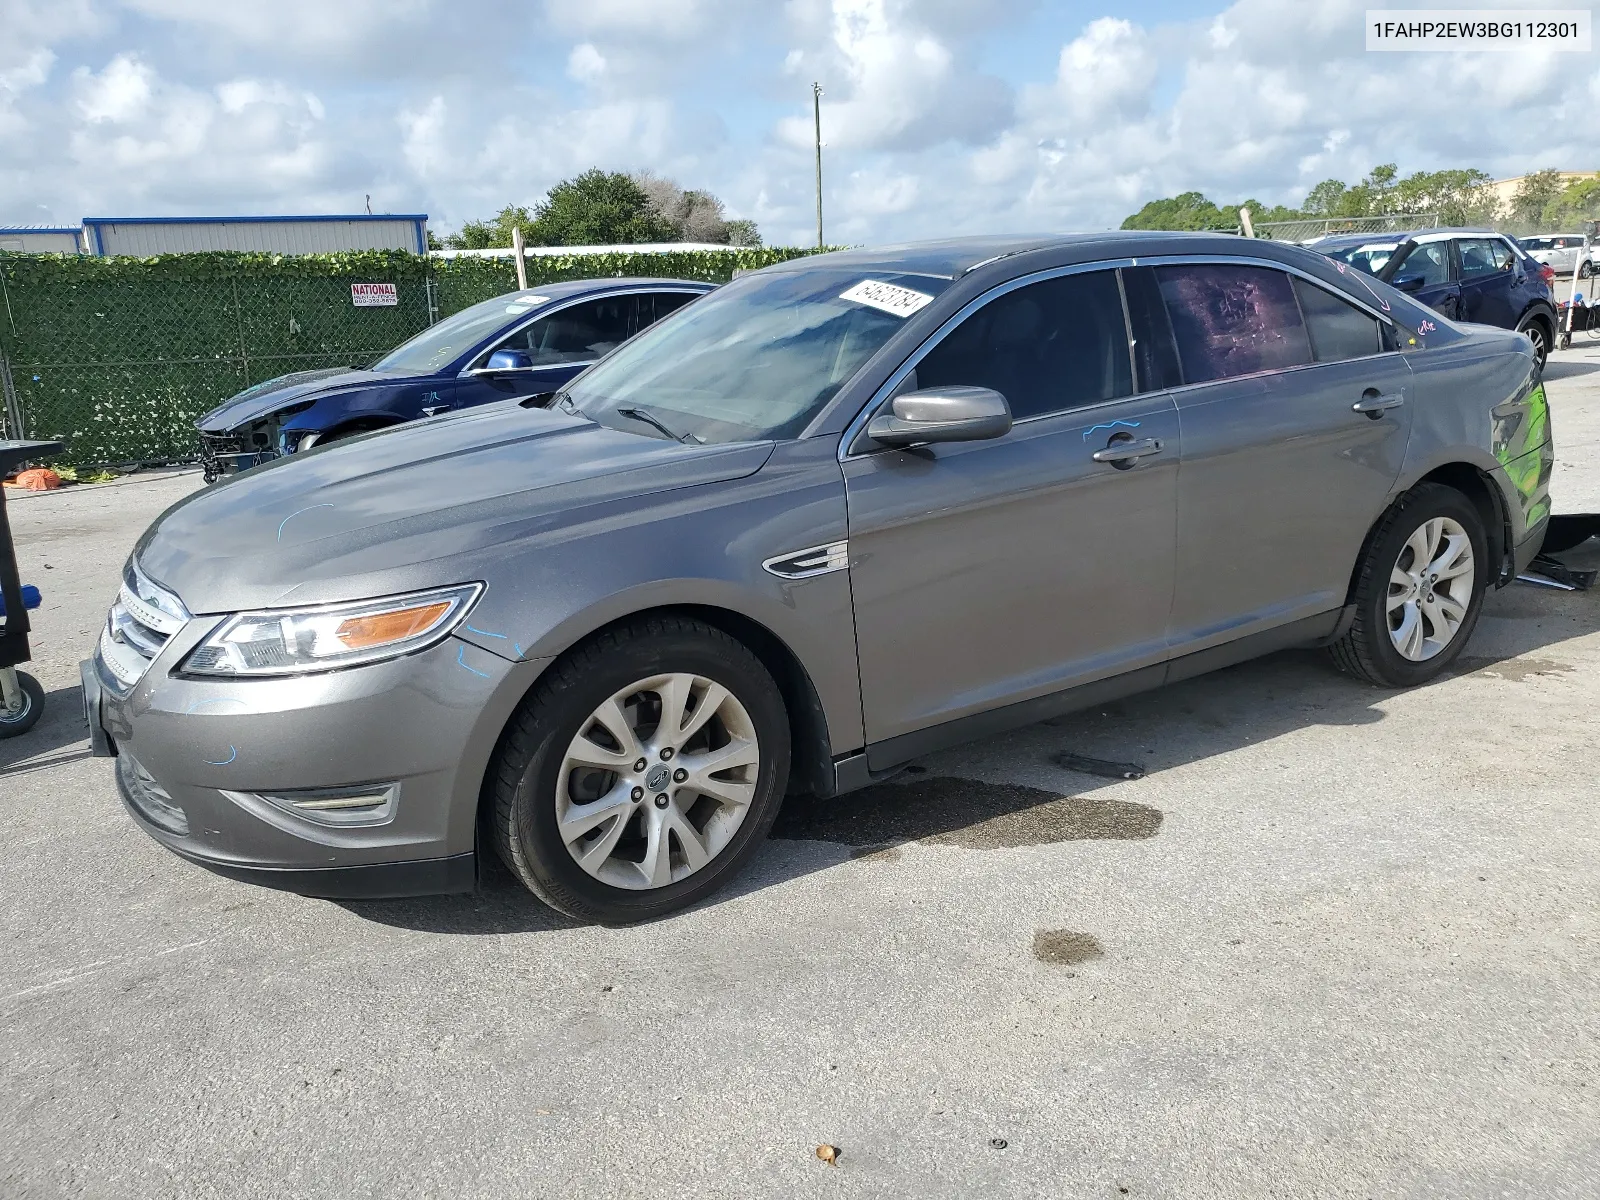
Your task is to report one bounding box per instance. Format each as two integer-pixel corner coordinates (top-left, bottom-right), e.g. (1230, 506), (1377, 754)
(1393, 240), (1461, 320)
(1137, 262), (1414, 654)
(843, 268), (1180, 757)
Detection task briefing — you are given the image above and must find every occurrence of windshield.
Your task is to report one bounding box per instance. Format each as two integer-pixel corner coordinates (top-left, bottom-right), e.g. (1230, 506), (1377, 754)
(371, 291), (545, 374)
(1322, 243), (1400, 276)
(563, 268), (950, 443)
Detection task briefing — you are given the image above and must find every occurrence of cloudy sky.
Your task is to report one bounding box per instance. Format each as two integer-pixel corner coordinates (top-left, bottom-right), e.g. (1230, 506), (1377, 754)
(2, 0), (1596, 245)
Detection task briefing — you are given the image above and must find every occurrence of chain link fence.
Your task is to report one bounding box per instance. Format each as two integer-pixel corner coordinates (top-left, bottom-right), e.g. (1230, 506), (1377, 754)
(1248, 213), (1442, 243)
(0, 246), (816, 466)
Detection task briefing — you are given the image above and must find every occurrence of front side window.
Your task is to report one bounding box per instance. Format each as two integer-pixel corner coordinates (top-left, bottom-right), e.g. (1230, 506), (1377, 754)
(1292, 277), (1384, 362)
(1457, 238), (1502, 280)
(564, 269), (952, 443)
(372, 293), (535, 374)
(1393, 242), (1451, 286)
(913, 270), (1132, 421)
(1155, 264), (1312, 384)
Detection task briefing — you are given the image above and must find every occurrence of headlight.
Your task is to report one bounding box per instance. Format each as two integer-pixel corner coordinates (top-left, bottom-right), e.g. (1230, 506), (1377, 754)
(179, 584), (482, 677)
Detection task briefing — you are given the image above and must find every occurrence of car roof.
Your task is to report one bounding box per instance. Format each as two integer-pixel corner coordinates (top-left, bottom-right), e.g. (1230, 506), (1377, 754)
(1307, 227), (1510, 252)
(760, 230), (1313, 279)
(495, 277), (717, 305)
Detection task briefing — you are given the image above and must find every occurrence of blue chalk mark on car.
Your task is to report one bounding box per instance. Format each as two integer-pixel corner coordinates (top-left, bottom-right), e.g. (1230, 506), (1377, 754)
(457, 646), (492, 678)
(1082, 420), (1141, 440)
(277, 503), (334, 543)
(203, 746), (238, 766)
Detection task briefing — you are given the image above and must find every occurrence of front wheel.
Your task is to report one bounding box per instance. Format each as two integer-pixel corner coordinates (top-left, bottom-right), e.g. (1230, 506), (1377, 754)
(1581, 261), (1593, 280)
(490, 616), (791, 923)
(1330, 483), (1487, 687)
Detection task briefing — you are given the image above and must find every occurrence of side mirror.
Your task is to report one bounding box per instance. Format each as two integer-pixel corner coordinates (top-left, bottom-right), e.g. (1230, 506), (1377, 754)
(866, 386), (1012, 447)
(484, 348), (533, 372)
(1392, 274), (1426, 294)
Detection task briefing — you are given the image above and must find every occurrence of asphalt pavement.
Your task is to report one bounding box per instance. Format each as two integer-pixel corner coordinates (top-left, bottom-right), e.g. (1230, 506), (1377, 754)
(3, 355), (1599, 1198)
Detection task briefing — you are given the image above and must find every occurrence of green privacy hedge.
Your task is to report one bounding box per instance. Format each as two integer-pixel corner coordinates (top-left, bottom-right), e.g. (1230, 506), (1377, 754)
(0, 246), (825, 464)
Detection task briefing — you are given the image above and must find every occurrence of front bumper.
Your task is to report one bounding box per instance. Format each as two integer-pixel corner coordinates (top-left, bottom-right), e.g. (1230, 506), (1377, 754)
(86, 633), (543, 899)
(198, 430), (277, 479)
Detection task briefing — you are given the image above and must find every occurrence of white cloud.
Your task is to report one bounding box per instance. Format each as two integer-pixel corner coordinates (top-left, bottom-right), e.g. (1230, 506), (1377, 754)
(77, 54), (156, 123)
(568, 43), (607, 83)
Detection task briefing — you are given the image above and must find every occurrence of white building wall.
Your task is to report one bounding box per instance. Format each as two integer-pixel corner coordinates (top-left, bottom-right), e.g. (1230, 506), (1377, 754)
(86, 217), (427, 256)
(0, 228), (86, 253)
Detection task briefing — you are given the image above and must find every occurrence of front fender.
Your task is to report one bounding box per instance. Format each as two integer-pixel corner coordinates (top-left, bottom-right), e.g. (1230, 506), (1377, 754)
(449, 438), (866, 757)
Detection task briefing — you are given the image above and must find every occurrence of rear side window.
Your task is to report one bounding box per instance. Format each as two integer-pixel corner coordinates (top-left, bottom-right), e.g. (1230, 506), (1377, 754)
(648, 291), (699, 322)
(1487, 239), (1515, 271)
(914, 269), (1132, 420)
(1457, 239), (1501, 280)
(1291, 278), (1383, 362)
(1154, 264), (1312, 383)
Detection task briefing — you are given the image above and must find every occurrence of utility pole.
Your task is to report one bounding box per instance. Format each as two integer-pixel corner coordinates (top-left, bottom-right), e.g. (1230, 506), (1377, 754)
(813, 82), (824, 250)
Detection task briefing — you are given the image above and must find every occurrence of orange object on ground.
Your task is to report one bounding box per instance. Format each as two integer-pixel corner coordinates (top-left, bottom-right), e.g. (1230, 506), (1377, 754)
(2, 468), (63, 491)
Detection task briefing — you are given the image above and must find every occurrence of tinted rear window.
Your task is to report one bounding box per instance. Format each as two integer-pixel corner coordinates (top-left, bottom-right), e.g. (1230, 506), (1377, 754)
(1155, 264), (1312, 383)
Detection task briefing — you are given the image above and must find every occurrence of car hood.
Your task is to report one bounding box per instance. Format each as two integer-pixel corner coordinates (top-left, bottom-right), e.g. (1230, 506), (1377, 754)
(196, 367), (407, 432)
(138, 400), (775, 613)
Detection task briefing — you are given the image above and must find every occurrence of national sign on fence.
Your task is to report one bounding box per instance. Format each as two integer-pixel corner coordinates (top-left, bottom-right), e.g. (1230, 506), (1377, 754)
(351, 282), (399, 307)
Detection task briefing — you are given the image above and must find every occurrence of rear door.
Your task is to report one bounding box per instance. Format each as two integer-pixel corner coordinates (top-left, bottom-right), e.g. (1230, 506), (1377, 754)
(1142, 261), (1414, 655)
(843, 267), (1180, 754)
(1458, 237), (1519, 329)
(454, 293), (642, 410)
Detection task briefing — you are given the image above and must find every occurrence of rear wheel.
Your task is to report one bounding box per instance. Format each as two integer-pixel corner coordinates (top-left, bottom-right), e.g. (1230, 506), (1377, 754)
(1520, 317), (1550, 371)
(1330, 484), (1487, 687)
(490, 616), (790, 923)
(1581, 261), (1593, 280)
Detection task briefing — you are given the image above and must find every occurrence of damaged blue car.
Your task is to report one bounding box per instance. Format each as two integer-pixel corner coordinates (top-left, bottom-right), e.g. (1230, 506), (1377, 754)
(194, 278), (714, 480)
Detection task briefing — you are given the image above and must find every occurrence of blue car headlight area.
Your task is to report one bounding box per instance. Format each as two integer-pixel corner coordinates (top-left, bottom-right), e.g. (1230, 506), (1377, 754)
(179, 584), (484, 678)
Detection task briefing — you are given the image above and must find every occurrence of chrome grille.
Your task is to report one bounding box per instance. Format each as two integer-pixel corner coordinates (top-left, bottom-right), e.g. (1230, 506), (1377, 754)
(100, 562), (190, 691)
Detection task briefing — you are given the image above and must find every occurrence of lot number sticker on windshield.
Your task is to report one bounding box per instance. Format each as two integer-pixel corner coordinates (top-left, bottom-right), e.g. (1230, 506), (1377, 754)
(840, 279), (934, 318)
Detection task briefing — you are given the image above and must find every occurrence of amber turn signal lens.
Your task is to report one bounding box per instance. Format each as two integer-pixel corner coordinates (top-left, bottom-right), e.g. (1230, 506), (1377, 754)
(335, 601), (451, 650)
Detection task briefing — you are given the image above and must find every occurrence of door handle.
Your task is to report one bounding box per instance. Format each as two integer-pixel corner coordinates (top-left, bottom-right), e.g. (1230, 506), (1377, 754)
(1352, 392), (1405, 417)
(1092, 437), (1164, 463)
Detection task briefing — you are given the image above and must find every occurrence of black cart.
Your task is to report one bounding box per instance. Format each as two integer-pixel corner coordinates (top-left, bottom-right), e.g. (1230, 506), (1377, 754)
(0, 439), (64, 737)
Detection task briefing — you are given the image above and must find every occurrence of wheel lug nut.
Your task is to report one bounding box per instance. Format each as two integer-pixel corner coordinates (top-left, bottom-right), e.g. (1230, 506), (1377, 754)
(653, 793), (669, 808)
(631, 786), (644, 801)
(633, 758), (648, 772)
(673, 767), (687, 783)
(660, 747), (674, 761)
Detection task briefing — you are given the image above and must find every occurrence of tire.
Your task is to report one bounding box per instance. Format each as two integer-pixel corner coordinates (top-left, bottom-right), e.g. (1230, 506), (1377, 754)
(490, 616), (791, 924)
(1330, 483), (1488, 687)
(0, 671), (45, 738)
(1520, 317), (1550, 372)
(1581, 261), (1593, 280)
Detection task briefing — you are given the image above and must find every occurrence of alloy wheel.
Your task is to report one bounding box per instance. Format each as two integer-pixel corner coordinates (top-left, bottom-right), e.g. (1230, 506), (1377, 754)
(1524, 322), (1548, 369)
(1387, 516), (1475, 662)
(555, 673), (760, 890)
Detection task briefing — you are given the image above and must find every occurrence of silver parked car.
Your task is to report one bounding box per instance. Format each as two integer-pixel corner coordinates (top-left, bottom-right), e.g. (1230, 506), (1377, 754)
(85, 233), (1553, 922)
(1517, 233), (1597, 279)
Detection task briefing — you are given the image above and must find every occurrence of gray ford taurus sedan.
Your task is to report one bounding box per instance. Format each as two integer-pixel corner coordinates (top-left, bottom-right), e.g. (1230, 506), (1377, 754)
(85, 232), (1553, 923)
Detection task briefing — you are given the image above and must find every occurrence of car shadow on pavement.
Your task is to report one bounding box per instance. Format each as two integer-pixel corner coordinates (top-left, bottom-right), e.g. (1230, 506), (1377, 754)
(338, 567), (1600, 933)
(1541, 357), (1600, 380)
(0, 684), (90, 773)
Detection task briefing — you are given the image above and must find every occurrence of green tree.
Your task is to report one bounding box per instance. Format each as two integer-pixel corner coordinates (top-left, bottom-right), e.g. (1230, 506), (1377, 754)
(1120, 192), (1233, 231)
(526, 169), (677, 246)
(443, 204), (535, 250)
(1510, 169), (1564, 225)
(724, 218), (762, 246)
(1392, 168), (1495, 225)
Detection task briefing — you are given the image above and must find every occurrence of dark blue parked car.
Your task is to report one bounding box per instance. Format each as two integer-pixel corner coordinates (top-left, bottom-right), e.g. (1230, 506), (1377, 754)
(1308, 229), (1557, 368)
(196, 277), (715, 480)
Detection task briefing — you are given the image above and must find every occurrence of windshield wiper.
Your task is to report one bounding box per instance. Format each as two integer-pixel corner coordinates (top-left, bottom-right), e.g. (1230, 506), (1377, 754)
(616, 405), (701, 444)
